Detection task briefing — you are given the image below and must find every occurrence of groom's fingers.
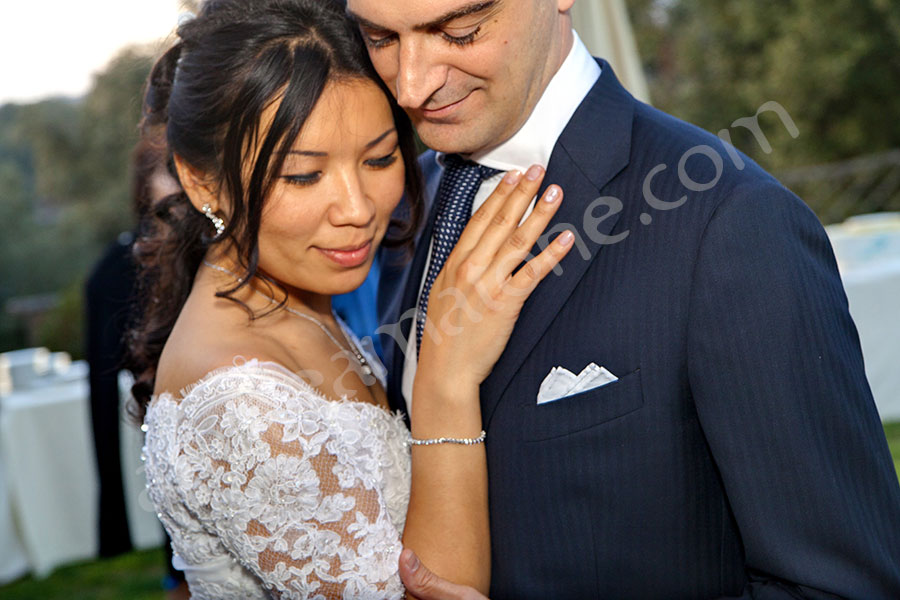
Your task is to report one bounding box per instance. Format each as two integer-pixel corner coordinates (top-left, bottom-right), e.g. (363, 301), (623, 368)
(399, 549), (489, 600)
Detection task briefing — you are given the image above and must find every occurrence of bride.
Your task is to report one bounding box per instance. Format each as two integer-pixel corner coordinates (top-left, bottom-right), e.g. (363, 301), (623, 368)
(130, 0), (572, 598)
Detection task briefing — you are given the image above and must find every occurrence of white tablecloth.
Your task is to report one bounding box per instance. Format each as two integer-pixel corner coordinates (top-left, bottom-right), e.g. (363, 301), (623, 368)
(118, 372), (167, 550)
(0, 367), (163, 582)
(0, 379), (99, 578)
(0, 456), (29, 584)
(828, 213), (900, 422)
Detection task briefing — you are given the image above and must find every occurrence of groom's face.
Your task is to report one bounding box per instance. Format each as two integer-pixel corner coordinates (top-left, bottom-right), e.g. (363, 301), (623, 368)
(347, 0), (574, 155)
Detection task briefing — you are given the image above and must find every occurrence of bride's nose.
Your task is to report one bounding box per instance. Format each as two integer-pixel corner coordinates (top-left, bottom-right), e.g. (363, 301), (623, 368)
(328, 169), (375, 227)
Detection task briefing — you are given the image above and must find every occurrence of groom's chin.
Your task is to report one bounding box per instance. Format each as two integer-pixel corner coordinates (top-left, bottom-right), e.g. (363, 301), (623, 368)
(411, 119), (495, 157)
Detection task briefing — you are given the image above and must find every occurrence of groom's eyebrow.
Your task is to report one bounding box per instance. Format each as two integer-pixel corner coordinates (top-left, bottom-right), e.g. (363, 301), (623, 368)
(347, 1), (500, 32)
(415, 1), (500, 30)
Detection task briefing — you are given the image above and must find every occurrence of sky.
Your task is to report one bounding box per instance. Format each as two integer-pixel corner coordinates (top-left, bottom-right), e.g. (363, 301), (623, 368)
(0, 1), (184, 105)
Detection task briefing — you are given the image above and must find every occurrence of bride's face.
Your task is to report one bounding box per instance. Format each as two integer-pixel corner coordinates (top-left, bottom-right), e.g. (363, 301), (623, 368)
(253, 78), (405, 299)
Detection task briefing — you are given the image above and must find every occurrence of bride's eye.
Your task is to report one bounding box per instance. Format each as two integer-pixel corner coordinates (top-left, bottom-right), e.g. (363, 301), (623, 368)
(282, 172), (321, 186)
(364, 148), (399, 169)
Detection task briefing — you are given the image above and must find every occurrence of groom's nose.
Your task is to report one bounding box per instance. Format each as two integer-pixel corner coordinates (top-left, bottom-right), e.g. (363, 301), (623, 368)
(395, 38), (447, 110)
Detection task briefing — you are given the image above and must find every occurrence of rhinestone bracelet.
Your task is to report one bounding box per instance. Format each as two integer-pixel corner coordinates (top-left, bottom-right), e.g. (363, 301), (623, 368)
(408, 430), (487, 446)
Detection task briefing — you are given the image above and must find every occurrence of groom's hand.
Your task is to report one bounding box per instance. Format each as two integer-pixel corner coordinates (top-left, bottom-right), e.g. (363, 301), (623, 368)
(400, 549), (489, 600)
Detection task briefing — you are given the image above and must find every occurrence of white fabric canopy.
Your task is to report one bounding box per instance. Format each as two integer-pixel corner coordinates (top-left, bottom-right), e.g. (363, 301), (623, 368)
(572, 0), (651, 104)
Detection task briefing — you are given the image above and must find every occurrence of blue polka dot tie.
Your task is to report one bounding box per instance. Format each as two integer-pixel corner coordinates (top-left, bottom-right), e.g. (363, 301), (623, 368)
(416, 155), (501, 355)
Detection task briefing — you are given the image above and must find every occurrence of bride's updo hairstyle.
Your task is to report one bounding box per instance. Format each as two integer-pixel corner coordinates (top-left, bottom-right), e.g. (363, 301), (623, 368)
(128, 0), (422, 415)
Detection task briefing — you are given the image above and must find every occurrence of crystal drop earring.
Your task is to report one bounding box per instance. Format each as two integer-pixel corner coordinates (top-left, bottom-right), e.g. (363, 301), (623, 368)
(201, 203), (226, 238)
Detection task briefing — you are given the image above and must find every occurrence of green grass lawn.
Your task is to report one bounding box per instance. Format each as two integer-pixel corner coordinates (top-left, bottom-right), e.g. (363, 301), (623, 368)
(0, 547), (166, 600)
(884, 421), (900, 484)
(3, 423), (900, 598)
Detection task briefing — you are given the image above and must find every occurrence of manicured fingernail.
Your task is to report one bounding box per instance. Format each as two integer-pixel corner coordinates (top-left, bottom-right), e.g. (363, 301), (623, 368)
(526, 165), (544, 181)
(558, 231), (574, 246)
(544, 186), (561, 203)
(504, 170), (522, 185)
(405, 551), (419, 572)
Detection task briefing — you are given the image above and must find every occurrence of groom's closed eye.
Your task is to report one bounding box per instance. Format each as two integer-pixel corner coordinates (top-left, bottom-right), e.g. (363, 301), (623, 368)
(351, 0), (501, 49)
(359, 26), (396, 49)
(347, 12), (397, 49)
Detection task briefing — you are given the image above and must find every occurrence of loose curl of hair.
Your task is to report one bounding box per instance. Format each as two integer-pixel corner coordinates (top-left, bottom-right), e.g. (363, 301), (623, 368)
(127, 0), (423, 419)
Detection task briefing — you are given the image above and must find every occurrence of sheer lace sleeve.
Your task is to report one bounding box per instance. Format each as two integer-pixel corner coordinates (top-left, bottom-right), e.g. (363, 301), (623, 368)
(169, 362), (407, 599)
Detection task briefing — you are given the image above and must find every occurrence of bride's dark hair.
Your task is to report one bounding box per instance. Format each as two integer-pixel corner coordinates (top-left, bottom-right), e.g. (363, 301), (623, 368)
(127, 0), (422, 417)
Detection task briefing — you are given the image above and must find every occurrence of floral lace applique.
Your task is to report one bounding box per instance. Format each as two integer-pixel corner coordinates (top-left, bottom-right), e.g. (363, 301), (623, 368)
(143, 360), (411, 599)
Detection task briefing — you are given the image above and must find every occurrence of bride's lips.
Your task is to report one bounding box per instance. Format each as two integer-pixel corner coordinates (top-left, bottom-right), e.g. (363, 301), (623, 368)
(421, 90), (475, 120)
(316, 240), (372, 268)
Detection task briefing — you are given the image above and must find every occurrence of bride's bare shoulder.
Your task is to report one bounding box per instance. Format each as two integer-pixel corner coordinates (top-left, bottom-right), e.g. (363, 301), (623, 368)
(153, 303), (293, 398)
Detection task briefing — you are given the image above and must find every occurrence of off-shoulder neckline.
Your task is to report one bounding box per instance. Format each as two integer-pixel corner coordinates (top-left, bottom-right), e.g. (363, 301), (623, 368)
(153, 357), (402, 421)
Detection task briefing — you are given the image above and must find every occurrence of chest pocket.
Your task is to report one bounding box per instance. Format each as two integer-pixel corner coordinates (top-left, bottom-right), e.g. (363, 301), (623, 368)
(520, 368), (644, 442)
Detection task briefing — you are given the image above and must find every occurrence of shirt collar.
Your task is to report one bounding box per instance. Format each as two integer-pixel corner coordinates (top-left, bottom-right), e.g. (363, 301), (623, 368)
(436, 31), (601, 173)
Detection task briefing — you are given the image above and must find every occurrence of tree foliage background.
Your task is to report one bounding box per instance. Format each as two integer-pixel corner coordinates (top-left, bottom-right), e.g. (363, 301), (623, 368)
(0, 0), (899, 355)
(0, 47), (154, 355)
(628, 0), (900, 170)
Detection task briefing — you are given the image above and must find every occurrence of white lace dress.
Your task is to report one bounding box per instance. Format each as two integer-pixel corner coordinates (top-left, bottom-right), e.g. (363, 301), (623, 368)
(142, 358), (411, 599)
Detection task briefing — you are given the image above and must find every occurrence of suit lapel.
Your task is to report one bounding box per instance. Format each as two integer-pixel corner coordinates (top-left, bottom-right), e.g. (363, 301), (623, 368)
(480, 61), (636, 427)
(385, 161), (442, 413)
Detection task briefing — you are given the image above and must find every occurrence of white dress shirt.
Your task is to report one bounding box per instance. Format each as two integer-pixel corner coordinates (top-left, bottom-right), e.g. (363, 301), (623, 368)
(401, 32), (602, 412)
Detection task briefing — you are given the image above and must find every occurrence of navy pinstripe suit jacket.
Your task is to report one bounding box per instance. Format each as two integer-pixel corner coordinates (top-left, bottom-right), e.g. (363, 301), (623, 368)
(377, 61), (900, 599)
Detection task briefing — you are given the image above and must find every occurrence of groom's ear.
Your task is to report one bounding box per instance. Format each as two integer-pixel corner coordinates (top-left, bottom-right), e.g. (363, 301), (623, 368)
(173, 154), (222, 214)
(558, 0), (576, 12)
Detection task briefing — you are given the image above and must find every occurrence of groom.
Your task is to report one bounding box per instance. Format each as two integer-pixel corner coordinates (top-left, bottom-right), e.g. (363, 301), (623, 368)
(351, 0), (900, 597)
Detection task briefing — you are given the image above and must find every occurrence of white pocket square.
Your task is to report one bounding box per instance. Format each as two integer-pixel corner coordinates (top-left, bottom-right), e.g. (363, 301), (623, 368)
(537, 363), (618, 404)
